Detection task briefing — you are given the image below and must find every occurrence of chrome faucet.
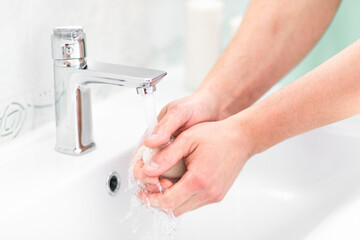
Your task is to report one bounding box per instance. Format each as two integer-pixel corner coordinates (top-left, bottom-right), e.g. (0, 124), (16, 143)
(51, 26), (166, 155)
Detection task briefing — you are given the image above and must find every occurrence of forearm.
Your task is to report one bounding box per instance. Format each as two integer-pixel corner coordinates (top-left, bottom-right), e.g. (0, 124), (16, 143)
(235, 39), (360, 155)
(199, 0), (341, 119)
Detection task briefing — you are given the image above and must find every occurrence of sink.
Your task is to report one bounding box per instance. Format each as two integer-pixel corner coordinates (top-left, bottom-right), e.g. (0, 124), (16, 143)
(0, 88), (150, 239)
(1, 76), (360, 240)
(179, 123), (360, 240)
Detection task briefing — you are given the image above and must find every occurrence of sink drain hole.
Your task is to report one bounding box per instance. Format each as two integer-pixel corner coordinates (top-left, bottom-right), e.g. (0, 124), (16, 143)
(107, 171), (120, 195)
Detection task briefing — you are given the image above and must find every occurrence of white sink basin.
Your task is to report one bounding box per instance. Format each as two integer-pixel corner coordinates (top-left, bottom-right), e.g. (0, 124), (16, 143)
(1, 77), (360, 240)
(179, 124), (360, 240)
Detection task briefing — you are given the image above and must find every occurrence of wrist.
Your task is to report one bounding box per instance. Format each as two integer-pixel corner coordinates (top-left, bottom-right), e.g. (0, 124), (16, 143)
(193, 87), (224, 121)
(226, 109), (271, 158)
(197, 73), (265, 120)
(222, 114), (257, 159)
(197, 83), (243, 120)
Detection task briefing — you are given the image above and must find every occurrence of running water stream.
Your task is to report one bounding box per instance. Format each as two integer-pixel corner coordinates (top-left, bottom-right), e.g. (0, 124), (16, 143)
(141, 93), (158, 135)
(119, 92), (180, 240)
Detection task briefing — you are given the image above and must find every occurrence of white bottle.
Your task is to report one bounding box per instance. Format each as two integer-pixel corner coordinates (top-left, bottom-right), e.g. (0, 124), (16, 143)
(185, 0), (224, 91)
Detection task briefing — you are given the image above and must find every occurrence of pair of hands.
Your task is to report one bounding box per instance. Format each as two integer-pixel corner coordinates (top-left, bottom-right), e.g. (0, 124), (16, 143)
(132, 90), (253, 217)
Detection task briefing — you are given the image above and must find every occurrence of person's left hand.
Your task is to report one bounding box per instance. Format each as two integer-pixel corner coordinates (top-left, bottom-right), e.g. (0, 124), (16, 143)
(130, 143), (174, 194)
(137, 117), (255, 217)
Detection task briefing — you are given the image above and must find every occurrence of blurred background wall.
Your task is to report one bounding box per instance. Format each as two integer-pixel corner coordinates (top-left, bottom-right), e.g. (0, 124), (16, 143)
(281, 0), (360, 85)
(0, 0), (187, 144)
(0, 0), (358, 145)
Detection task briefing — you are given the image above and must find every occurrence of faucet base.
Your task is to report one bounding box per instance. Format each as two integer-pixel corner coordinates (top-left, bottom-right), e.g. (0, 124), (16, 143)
(55, 142), (96, 156)
(52, 26), (166, 156)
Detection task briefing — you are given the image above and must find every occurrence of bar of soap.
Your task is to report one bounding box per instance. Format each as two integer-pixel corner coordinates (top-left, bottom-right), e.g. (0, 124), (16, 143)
(142, 146), (162, 164)
(142, 145), (187, 180)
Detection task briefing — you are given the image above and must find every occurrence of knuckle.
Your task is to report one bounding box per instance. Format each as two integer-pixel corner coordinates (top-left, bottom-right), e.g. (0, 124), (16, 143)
(165, 102), (173, 109)
(161, 104), (170, 113)
(214, 194), (225, 203)
(155, 149), (171, 164)
(180, 130), (193, 141)
(169, 104), (181, 114)
(207, 186), (223, 203)
(189, 173), (209, 191)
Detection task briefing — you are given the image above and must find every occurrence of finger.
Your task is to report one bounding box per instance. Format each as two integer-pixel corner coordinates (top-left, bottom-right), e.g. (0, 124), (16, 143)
(143, 183), (163, 194)
(133, 160), (161, 186)
(137, 192), (171, 214)
(173, 125), (193, 138)
(149, 171), (200, 212)
(144, 107), (187, 148)
(137, 191), (156, 207)
(142, 178), (174, 193)
(133, 159), (145, 180)
(130, 144), (145, 166)
(157, 104), (169, 122)
(159, 178), (174, 190)
(141, 176), (159, 185)
(139, 191), (162, 209)
(143, 132), (193, 176)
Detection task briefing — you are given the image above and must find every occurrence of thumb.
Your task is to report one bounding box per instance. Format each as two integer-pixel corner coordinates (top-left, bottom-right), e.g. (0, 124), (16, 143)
(143, 133), (191, 177)
(144, 107), (186, 148)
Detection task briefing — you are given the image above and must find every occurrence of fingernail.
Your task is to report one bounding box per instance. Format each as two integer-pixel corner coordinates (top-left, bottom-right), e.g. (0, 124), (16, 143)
(146, 134), (159, 142)
(145, 161), (159, 171)
(150, 133), (159, 139)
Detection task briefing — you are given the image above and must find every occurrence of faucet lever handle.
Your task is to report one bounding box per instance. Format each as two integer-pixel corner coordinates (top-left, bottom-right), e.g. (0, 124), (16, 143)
(51, 26), (86, 60)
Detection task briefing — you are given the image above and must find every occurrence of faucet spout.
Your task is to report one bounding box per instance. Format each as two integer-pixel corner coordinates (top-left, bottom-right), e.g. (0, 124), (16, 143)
(51, 26), (166, 155)
(77, 61), (167, 89)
